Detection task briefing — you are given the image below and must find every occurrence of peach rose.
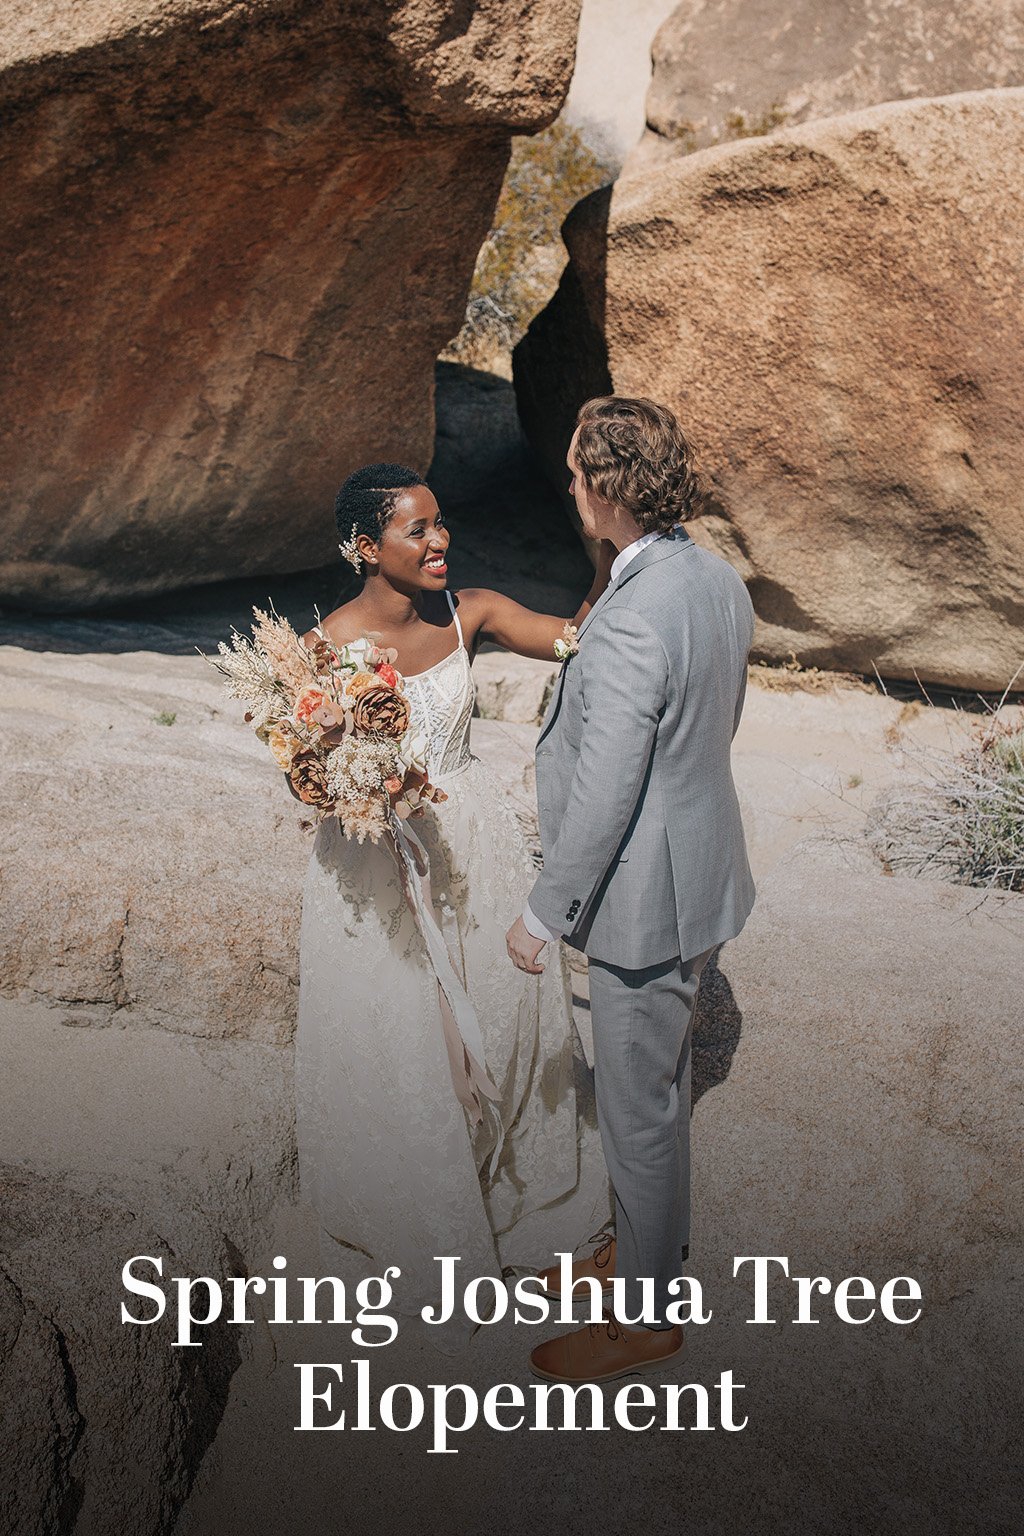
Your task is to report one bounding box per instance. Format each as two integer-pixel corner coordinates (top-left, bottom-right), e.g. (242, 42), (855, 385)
(294, 686), (328, 725)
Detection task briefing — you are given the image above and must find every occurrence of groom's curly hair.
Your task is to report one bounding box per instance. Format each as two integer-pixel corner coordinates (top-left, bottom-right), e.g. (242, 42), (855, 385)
(334, 462), (426, 552)
(573, 396), (702, 534)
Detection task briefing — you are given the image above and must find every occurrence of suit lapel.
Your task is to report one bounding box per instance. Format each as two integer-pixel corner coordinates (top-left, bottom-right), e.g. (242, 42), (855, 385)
(537, 656), (570, 743)
(575, 529), (694, 643)
(537, 531), (694, 746)
(573, 574), (621, 644)
(537, 571), (622, 745)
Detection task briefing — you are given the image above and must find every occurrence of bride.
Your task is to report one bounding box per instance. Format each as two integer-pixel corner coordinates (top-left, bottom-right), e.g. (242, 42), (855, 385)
(294, 462), (613, 1334)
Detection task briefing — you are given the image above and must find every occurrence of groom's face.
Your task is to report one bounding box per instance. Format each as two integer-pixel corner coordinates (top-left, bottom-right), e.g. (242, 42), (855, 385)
(566, 429), (595, 538)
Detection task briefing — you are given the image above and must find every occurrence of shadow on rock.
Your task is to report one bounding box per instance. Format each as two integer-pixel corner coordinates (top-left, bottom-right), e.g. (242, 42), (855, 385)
(429, 360), (593, 615)
(0, 1167), (242, 1536)
(0, 361), (593, 658)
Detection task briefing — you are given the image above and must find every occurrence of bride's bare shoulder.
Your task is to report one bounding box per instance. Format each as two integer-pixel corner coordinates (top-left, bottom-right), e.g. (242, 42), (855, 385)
(300, 600), (364, 649)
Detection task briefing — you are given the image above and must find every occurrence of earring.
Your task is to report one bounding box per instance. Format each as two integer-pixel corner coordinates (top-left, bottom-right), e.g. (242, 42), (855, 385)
(339, 523), (363, 571)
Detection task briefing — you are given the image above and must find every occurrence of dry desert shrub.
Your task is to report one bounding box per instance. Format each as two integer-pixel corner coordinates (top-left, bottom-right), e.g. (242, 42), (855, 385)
(869, 714), (1024, 892)
(748, 654), (872, 695)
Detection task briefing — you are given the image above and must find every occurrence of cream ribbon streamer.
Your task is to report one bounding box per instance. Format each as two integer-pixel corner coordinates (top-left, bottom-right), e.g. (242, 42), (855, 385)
(389, 815), (505, 1174)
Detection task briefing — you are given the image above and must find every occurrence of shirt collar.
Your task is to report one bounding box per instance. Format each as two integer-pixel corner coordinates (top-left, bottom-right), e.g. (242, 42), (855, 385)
(610, 526), (679, 583)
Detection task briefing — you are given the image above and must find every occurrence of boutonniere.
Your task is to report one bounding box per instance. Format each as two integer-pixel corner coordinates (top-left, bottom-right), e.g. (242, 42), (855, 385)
(553, 622), (579, 663)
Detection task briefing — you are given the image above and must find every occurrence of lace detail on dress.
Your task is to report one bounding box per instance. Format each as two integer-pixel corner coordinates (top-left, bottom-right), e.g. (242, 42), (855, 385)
(314, 599), (473, 780)
(403, 647), (474, 779)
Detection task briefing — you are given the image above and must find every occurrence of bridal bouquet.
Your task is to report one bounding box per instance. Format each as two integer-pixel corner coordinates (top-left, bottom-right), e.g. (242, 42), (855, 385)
(207, 606), (445, 842)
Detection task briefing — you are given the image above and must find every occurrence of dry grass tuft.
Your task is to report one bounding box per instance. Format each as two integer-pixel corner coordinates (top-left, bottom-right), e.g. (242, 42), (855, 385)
(748, 654), (873, 695)
(869, 716), (1024, 892)
(883, 700), (923, 747)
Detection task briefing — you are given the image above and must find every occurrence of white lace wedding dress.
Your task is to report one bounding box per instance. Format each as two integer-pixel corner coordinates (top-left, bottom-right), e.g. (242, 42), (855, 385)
(294, 596), (609, 1333)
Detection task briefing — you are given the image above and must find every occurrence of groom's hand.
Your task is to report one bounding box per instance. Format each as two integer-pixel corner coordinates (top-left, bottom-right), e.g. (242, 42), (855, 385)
(505, 917), (546, 974)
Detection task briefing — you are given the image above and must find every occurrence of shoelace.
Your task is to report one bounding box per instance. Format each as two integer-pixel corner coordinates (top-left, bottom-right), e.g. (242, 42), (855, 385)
(588, 1316), (623, 1342)
(586, 1226), (616, 1271)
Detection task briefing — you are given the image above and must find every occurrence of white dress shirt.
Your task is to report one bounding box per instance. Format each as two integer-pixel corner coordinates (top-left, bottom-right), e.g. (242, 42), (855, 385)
(608, 528), (664, 582)
(521, 528), (676, 946)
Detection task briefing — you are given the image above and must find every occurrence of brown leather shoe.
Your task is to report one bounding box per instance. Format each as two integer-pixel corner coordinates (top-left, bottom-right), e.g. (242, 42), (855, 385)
(530, 1317), (685, 1384)
(537, 1229), (616, 1298)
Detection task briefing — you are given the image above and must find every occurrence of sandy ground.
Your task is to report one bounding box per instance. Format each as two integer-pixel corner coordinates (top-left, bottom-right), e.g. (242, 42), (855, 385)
(2, 632), (1020, 1534)
(159, 668), (1023, 1536)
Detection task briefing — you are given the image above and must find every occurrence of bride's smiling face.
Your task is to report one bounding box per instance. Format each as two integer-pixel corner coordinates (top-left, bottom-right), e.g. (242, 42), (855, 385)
(368, 485), (450, 589)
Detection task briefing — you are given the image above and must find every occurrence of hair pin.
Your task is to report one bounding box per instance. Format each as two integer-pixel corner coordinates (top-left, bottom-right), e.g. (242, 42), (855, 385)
(339, 523), (362, 572)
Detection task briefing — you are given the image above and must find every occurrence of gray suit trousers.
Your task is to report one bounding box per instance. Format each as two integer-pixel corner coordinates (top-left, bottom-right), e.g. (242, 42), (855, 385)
(588, 947), (713, 1329)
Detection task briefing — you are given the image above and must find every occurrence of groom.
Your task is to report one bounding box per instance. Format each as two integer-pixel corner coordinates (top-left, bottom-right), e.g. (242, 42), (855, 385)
(506, 394), (756, 1383)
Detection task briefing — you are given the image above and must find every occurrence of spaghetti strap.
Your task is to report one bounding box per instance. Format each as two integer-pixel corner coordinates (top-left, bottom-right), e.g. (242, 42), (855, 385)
(445, 590), (464, 649)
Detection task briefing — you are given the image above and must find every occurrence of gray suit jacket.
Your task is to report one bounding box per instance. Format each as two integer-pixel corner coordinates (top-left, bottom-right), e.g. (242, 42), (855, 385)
(530, 530), (756, 970)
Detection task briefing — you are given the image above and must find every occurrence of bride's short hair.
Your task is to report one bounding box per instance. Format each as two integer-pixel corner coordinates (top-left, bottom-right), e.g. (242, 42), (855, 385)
(574, 397), (701, 534)
(334, 463), (426, 552)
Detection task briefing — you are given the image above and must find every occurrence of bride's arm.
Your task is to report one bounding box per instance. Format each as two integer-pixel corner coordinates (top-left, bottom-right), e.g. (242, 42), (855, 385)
(456, 541), (616, 662)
